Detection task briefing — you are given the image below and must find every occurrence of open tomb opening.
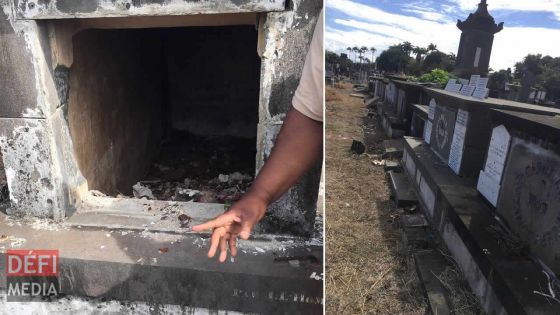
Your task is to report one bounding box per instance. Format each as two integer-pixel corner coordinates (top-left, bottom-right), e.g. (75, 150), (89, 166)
(68, 24), (261, 204)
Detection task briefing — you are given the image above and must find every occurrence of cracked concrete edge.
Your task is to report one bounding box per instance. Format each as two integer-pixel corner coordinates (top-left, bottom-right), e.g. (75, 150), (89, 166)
(14, 0), (286, 19)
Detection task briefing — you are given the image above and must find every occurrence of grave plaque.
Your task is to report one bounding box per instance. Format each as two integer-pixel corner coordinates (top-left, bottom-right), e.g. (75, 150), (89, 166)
(445, 79), (456, 91)
(423, 121), (433, 144)
(448, 109), (469, 174)
(430, 105), (457, 161)
(477, 77), (489, 89)
(483, 125), (510, 181)
(428, 99), (436, 120)
(497, 138), (560, 274)
(477, 125), (510, 206)
(460, 85), (475, 96)
(448, 83), (462, 93)
(472, 87), (489, 100)
(477, 170), (500, 206)
(469, 74), (480, 87)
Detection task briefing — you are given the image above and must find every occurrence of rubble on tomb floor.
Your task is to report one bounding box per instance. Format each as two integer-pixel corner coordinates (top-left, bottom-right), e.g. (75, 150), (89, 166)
(130, 171), (253, 204)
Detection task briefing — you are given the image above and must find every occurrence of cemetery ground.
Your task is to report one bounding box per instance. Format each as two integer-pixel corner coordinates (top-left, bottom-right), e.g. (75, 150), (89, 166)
(325, 82), (483, 314)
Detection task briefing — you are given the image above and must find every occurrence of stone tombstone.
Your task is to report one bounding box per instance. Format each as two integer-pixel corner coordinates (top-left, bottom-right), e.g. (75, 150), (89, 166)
(448, 109), (469, 174)
(429, 104), (457, 161)
(498, 137), (560, 274)
(477, 125), (510, 206)
(423, 99), (437, 144)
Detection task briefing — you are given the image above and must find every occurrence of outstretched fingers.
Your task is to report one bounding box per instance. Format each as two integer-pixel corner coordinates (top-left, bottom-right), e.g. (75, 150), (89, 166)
(229, 234), (238, 257)
(219, 233), (229, 263)
(207, 228), (224, 258)
(192, 213), (240, 232)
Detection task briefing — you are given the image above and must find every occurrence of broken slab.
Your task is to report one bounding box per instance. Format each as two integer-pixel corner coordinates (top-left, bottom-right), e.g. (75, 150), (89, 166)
(383, 160), (401, 171)
(401, 214), (428, 228)
(388, 170), (418, 207)
(0, 212), (323, 313)
(414, 250), (453, 315)
(383, 139), (404, 158)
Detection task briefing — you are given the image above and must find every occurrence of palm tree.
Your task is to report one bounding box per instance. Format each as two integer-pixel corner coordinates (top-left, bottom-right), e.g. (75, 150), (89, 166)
(401, 41), (414, 56)
(352, 46), (359, 63)
(413, 46), (428, 62)
(346, 47), (352, 60)
(427, 43), (438, 53)
(369, 47), (377, 63)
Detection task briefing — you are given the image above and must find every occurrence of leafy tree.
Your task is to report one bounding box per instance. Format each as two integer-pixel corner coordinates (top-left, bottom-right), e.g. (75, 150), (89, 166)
(423, 51), (455, 72)
(513, 54), (560, 101)
(376, 46), (411, 73)
(326, 50), (339, 65)
(488, 68), (513, 91)
(325, 50), (355, 76)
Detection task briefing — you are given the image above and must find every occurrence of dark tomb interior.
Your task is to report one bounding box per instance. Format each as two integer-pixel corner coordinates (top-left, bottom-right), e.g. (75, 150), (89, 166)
(68, 26), (261, 203)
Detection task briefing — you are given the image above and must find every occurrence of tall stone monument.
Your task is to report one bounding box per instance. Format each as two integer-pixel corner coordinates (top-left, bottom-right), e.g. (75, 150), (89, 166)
(454, 0), (503, 78)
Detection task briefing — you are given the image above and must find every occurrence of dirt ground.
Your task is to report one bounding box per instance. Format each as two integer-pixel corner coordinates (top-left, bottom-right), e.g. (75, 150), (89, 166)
(325, 82), (427, 314)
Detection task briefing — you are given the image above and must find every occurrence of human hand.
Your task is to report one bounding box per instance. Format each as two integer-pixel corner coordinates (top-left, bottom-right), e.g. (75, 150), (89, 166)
(191, 194), (267, 262)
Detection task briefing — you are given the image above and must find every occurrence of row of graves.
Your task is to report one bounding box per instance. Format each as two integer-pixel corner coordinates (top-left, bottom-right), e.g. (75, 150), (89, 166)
(370, 74), (560, 314)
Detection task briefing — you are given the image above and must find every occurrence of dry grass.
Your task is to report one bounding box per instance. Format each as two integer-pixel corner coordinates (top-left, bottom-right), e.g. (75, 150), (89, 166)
(325, 82), (427, 314)
(435, 251), (485, 315)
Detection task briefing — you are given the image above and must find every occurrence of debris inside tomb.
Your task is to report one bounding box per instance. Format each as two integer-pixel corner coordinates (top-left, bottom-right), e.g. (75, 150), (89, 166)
(122, 133), (255, 204)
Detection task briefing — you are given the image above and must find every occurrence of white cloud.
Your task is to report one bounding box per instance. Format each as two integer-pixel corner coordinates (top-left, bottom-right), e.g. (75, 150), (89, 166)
(491, 26), (560, 70)
(326, 0), (560, 70)
(456, 0), (560, 20)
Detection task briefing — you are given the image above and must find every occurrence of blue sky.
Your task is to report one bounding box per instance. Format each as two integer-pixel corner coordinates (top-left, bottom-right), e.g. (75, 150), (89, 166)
(325, 0), (560, 70)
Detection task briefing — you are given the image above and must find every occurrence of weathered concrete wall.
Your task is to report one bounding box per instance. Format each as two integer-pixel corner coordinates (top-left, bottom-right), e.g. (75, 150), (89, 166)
(13, 0), (286, 19)
(0, 1), (72, 219)
(256, 0), (323, 236)
(166, 26), (260, 139)
(1, 0), (323, 236)
(68, 29), (164, 195)
(498, 136), (560, 275)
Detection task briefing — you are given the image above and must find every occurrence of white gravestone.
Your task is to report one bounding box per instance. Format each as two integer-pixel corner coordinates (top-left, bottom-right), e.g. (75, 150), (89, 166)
(424, 121), (433, 144)
(428, 99), (436, 120)
(477, 170), (501, 206)
(448, 109), (469, 174)
(460, 85), (475, 96)
(477, 125), (511, 206)
(424, 98), (437, 144)
(469, 75), (480, 87)
(449, 84), (462, 93)
(472, 77), (489, 100)
(445, 79), (456, 91)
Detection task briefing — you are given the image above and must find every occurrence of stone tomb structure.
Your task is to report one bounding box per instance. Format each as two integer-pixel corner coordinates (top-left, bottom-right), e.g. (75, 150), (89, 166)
(0, 0), (323, 312)
(0, 0), (322, 234)
(401, 91), (560, 313)
(371, 77), (431, 139)
(481, 109), (560, 276)
(420, 87), (560, 177)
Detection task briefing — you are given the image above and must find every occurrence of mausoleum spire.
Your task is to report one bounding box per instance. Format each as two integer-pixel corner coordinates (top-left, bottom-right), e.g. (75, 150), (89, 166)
(454, 0), (504, 78)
